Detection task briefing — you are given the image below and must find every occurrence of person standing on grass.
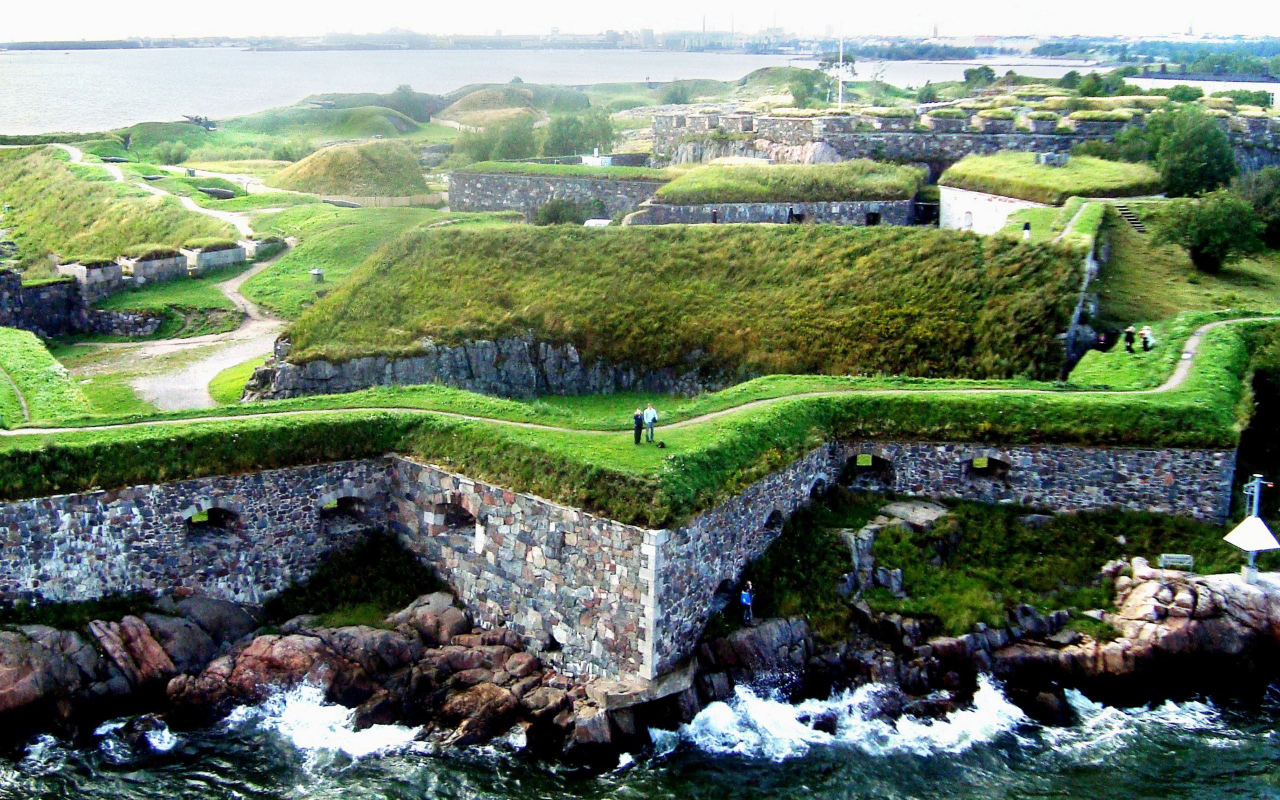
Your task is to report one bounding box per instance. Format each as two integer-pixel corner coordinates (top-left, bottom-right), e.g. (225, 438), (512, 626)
(741, 581), (754, 625)
(633, 408), (644, 446)
(1124, 325), (1137, 354)
(1140, 325), (1155, 352)
(643, 403), (659, 444)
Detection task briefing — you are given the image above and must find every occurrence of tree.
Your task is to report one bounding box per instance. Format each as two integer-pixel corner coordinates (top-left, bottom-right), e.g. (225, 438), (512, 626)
(660, 83), (691, 105)
(491, 117), (538, 160)
(1059, 70), (1081, 89)
(787, 69), (831, 107)
(963, 66), (996, 88)
(1232, 166), (1280, 248)
(1153, 84), (1204, 102)
(1151, 190), (1263, 272)
(1156, 106), (1237, 196)
(917, 82), (939, 103)
(541, 109), (616, 157)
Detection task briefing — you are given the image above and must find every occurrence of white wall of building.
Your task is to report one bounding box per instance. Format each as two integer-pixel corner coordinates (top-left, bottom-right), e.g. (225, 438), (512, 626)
(940, 186), (1050, 235)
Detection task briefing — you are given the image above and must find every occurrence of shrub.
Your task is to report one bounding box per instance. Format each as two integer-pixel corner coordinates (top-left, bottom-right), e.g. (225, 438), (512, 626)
(1156, 105), (1238, 197)
(917, 83), (939, 103)
(660, 83), (692, 105)
(1149, 85), (1204, 103)
(1213, 89), (1273, 108)
(533, 198), (606, 225)
(653, 160), (926, 204)
(541, 109), (616, 158)
(456, 117), (539, 163)
(1232, 166), (1280, 248)
(1151, 190), (1264, 273)
(152, 141), (190, 165)
(964, 66), (996, 88)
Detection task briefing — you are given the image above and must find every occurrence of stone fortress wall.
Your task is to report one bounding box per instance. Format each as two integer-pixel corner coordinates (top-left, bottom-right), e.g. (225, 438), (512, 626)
(627, 198), (916, 226)
(0, 438), (1237, 681)
(0, 269), (158, 339)
(449, 171), (668, 220)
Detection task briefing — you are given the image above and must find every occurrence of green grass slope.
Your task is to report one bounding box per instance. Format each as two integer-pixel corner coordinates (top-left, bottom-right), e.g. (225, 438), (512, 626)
(0, 148), (235, 277)
(654, 161), (926, 204)
(222, 106), (422, 141)
(286, 225), (1082, 381)
(941, 153), (1163, 205)
(265, 141), (428, 196)
(0, 328), (91, 426)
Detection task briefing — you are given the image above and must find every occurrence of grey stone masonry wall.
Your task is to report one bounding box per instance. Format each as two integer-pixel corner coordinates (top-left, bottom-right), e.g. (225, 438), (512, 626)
(0, 460), (394, 606)
(838, 441), (1236, 522)
(631, 199), (915, 226)
(448, 171), (668, 220)
(387, 458), (656, 680)
(243, 334), (740, 401)
(0, 270), (88, 338)
(183, 247), (246, 274)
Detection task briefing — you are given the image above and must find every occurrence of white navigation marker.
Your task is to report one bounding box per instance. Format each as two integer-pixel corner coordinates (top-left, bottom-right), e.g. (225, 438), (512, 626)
(1226, 475), (1278, 584)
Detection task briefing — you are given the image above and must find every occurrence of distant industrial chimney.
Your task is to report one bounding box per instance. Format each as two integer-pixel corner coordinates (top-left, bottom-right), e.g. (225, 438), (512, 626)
(933, 23), (939, 38)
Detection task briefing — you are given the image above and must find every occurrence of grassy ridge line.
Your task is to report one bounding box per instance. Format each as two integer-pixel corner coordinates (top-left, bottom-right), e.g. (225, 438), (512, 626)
(940, 153), (1163, 205)
(0, 329), (90, 426)
(454, 161), (674, 181)
(0, 319), (1267, 525)
(266, 141), (429, 197)
(652, 160), (926, 205)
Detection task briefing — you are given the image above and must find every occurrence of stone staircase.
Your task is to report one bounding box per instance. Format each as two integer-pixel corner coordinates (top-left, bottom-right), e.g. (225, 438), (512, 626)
(1113, 203), (1147, 233)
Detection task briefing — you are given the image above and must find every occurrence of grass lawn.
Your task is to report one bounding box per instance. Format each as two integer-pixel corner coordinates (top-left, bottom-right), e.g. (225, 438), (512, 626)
(267, 141), (429, 197)
(0, 329), (91, 426)
(210, 356), (266, 405)
(286, 225), (1082, 382)
(1000, 206), (1061, 243)
(653, 160), (925, 204)
(940, 153), (1162, 205)
(92, 263), (250, 338)
(1092, 214), (1280, 328)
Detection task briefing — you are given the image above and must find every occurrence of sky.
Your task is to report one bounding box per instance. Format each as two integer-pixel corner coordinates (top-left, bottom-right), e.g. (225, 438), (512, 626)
(2, 0), (1278, 42)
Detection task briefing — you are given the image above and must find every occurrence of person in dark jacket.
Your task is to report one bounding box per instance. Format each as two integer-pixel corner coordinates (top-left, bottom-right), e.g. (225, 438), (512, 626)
(1123, 325), (1137, 354)
(633, 408), (644, 445)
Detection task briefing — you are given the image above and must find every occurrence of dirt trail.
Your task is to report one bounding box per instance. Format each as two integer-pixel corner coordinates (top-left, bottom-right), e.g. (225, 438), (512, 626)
(5, 316), (1276, 439)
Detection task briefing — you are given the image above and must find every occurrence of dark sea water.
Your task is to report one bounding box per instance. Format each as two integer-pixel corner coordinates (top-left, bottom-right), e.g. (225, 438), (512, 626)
(5, 679), (1280, 800)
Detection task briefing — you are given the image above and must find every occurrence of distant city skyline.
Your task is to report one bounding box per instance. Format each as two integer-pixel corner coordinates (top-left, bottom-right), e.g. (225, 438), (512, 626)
(2, 0), (1277, 44)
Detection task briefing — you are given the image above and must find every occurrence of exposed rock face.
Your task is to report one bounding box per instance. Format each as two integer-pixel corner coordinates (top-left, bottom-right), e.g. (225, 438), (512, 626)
(243, 334), (738, 401)
(991, 558), (1280, 703)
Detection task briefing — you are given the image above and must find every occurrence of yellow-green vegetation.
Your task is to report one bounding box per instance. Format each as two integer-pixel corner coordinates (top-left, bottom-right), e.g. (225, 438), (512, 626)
(209, 356), (266, 405)
(266, 141), (429, 197)
(242, 204), (498, 319)
(436, 83), (591, 128)
(1092, 207), (1280, 327)
(0, 328), (90, 426)
(0, 148), (235, 277)
(455, 161), (673, 181)
(285, 225), (1082, 380)
(940, 152), (1163, 205)
(93, 263), (250, 338)
(653, 160), (926, 205)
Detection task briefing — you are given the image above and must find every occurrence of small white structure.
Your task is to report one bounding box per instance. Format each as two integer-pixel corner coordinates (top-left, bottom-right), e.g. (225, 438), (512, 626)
(583, 219), (613, 228)
(940, 186), (1049, 236)
(580, 148), (614, 168)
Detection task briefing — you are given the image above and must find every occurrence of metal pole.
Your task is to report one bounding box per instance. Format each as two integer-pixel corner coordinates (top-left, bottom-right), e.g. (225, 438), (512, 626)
(837, 28), (844, 110)
(1244, 474), (1268, 584)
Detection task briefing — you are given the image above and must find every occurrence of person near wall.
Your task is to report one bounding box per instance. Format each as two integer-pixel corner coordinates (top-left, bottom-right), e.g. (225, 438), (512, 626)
(1124, 325), (1137, 354)
(633, 408), (644, 446)
(643, 403), (659, 443)
(741, 581), (755, 625)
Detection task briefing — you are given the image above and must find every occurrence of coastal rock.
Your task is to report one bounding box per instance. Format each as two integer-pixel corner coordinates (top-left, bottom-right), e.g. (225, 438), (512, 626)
(702, 618), (812, 688)
(142, 614), (217, 675)
(439, 683), (519, 746)
(176, 597), (258, 645)
(88, 617), (176, 687)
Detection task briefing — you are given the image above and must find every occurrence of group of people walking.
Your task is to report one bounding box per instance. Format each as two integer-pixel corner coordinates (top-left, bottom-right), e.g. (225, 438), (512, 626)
(1123, 324), (1156, 354)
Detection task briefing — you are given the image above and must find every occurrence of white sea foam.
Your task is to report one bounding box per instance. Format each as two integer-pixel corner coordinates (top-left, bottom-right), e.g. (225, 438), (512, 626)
(226, 685), (422, 761)
(675, 675), (1027, 762)
(1040, 689), (1240, 763)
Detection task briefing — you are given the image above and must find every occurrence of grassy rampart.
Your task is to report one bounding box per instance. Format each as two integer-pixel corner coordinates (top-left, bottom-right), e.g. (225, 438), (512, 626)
(266, 141), (429, 196)
(940, 153), (1162, 205)
(284, 225), (1082, 381)
(0, 328), (91, 425)
(653, 160), (926, 205)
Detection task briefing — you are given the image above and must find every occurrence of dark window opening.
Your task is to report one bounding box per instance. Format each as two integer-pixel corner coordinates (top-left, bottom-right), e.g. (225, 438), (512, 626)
(438, 502), (477, 528)
(809, 479), (829, 500)
(865, 211), (882, 226)
(967, 456), (1011, 480)
(764, 510), (785, 530)
(187, 506), (239, 534)
(544, 631), (562, 652)
(320, 496), (365, 520)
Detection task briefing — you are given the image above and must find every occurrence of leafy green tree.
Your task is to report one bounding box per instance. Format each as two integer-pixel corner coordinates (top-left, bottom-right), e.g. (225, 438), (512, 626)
(491, 117), (538, 160)
(660, 83), (692, 104)
(1213, 89), (1273, 108)
(787, 69), (831, 107)
(1232, 167), (1280, 248)
(1058, 70), (1081, 89)
(534, 198), (607, 225)
(963, 66), (996, 88)
(542, 109), (616, 157)
(1151, 190), (1263, 272)
(387, 84), (434, 122)
(1156, 106), (1237, 196)
(1151, 84), (1203, 102)
(917, 82), (939, 103)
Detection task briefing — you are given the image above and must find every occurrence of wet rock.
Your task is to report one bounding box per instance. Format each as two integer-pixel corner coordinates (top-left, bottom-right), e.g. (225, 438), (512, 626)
(142, 614), (216, 675)
(704, 618), (812, 688)
(176, 597), (258, 645)
(352, 690), (401, 730)
(317, 627), (421, 675)
(89, 617), (176, 687)
(439, 683), (519, 746)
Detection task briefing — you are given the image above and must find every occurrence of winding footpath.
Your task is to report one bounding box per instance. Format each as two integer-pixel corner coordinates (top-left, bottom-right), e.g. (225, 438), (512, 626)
(2, 316), (1276, 439)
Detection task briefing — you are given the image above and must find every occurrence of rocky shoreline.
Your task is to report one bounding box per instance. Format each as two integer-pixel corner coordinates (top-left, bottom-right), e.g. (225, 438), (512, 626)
(4, 549), (1280, 764)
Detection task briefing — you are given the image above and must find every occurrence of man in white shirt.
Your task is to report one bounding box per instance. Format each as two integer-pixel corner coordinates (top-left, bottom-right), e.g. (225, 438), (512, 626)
(642, 403), (659, 443)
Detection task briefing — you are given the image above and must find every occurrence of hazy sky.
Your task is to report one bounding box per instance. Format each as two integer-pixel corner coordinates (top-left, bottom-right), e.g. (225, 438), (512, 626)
(3, 0), (1277, 41)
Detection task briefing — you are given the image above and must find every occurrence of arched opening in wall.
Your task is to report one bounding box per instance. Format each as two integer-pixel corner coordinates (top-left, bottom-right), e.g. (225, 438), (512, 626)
(865, 211), (882, 227)
(963, 211), (974, 231)
(187, 506), (240, 535)
(320, 496), (365, 521)
(436, 501), (477, 529)
(544, 630), (563, 652)
(809, 479), (829, 501)
(966, 455), (1011, 480)
(840, 453), (895, 489)
(763, 510), (784, 531)
(710, 578), (737, 615)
